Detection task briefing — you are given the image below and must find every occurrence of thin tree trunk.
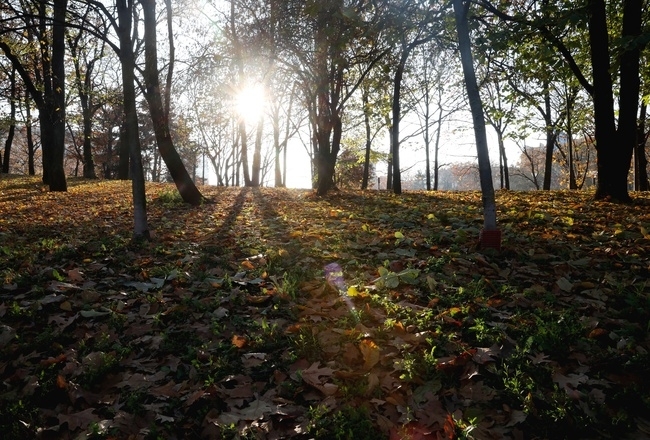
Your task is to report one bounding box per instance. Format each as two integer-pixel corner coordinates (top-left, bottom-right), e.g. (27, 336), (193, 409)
(423, 82), (431, 190)
(454, 0), (497, 232)
(251, 115), (263, 186)
(2, 68), (16, 173)
(117, 0), (149, 238)
(433, 105), (443, 190)
(163, 0), (174, 120)
(636, 103), (649, 191)
(273, 107), (282, 187)
(25, 91), (35, 175)
(542, 85), (554, 190)
(391, 48), (410, 195)
(385, 114), (392, 191)
(361, 89), (371, 190)
(141, 0), (203, 205)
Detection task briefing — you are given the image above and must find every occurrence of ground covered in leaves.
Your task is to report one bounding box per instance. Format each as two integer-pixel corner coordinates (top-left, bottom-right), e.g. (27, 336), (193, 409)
(1, 176), (649, 440)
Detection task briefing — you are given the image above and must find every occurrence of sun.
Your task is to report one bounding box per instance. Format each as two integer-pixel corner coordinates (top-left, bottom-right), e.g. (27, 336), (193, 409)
(234, 84), (266, 124)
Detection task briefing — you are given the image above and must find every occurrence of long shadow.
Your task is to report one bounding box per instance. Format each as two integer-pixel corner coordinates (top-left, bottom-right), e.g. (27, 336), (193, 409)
(249, 187), (309, 264)
(199, 186), (250, 262)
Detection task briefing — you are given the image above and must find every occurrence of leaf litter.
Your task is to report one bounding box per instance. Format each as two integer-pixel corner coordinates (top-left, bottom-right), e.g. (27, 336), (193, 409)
(0, 176), (649, 439)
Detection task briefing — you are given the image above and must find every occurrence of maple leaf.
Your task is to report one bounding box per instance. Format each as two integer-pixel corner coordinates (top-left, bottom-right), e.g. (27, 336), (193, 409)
(58, 408), (101, 431)
(300, 362), (338, 396)
(359, 339), (381, 370)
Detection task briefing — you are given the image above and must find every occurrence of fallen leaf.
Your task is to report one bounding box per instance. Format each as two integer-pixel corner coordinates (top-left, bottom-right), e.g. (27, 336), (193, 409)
(232, 335), (248, 348)
(359, 339), (380, 370)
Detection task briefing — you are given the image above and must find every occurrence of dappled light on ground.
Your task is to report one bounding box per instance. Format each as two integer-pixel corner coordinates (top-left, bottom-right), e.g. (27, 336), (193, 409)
(1, 176), (649, 439)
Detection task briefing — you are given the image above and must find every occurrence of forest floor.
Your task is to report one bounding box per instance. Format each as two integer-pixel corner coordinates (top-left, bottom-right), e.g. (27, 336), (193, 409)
(1, 175), (649, 440)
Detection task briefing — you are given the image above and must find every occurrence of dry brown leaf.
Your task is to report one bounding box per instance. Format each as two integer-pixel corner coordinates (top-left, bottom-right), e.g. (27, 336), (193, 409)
(359, 339), (380, 370)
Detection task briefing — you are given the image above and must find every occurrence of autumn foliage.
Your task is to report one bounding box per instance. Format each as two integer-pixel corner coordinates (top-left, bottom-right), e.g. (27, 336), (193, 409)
(0, 176), (649, 439)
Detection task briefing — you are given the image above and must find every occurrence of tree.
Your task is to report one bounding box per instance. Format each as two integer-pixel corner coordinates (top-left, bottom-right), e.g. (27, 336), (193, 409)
(116, 0), (149, 238)
(479, 0), (645, 201)
(67, 7), (105, 179)
(1, 66), (17, 173)
(274, 0), (387, 195)
(0, 0), (68, 190)
(453, 0), (499, 248)
(410, 45), (463, 190)
(386, 0), (440, 195)
(139, 0), (204, 205)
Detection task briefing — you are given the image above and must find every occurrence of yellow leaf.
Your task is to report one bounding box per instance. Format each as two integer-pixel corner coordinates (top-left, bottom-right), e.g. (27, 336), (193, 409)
(347, 285), (361, 297)
(359, 339), (380, 370)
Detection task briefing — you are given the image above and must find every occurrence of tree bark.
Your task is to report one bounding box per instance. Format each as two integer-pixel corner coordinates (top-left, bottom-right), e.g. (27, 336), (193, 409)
(140, 0), (203, 205)
(361, 89), (372, 190)
(25, 91), (35, 175)
(48, 0), (68, 191)
(251, 115), (263, 186)
(391, 48), (409, 195)
(542, 85), (555, 190)
(117, 0), (149, 238)
(2, 68), (16, 173)
(589, 0), (638, 201)
(636, 103), (649, 191)
(454, 0), (497, 231)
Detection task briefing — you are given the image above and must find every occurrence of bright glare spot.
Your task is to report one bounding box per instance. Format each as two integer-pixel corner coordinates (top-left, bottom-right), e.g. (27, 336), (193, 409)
(235, 84), (266, 123)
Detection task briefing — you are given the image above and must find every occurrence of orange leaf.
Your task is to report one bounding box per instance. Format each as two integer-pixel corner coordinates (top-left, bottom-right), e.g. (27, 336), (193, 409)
(232, 335), (248, 348)
(56, 374), (67, 389)
(443, 413), (456, 439)
(359, 339), (380, 370)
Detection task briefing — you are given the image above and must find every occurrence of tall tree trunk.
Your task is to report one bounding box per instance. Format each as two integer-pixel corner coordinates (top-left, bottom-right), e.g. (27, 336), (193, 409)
(497, 133), (510, 189)
(273, 107), (283, 187)
(454, 0), (498, 235)
(614, 0), (642, 197)
(251, 115), (263, 186)
(361, 89), (372, 190)
(2, 68), (16, 173)
(422, 82), (431, 191)
(140, 0), (203, 205)
(636, 103), (649, 191)
(163, 0), (174, 120)
(589, 0), (639, 201)
(542, 85), (554, 190)
(433, 104), (443, 190)
(566, 88), (577, 189)
(117, 0), (149, 238)
(313, 13), (341, 196)
(391, 48), (408, 195)
(25, 91), (35, 175)
(48, 0), (68, 191)
(230, 0), (251, 187)
(385, 114), (393, 191)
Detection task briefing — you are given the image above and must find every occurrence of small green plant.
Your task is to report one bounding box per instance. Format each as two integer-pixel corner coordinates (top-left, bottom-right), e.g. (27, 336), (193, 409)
(290, 326), (322, 362)
(81, 352), (120, 387)
(307, 404), (380, 440)
(375, 266), (420, 289)
(157, 189), (184, 206)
